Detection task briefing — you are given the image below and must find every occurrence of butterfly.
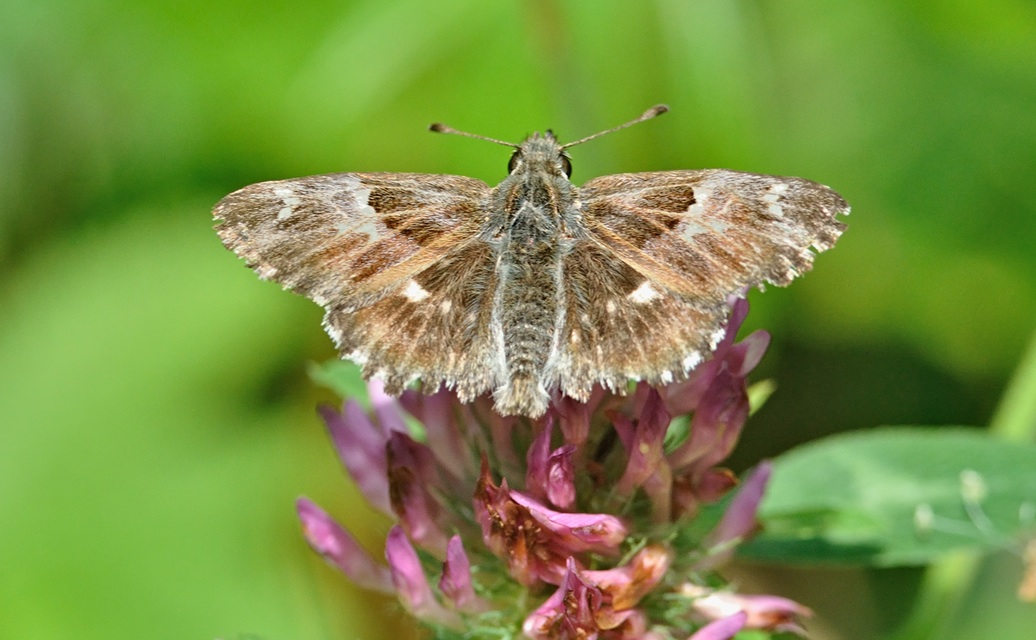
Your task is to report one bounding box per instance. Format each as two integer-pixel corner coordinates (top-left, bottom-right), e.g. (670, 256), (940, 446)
(214, 105), (848, 418)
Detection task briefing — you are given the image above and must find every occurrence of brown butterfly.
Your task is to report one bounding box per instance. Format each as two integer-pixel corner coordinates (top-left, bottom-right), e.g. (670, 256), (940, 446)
(214, 105), (848, 418)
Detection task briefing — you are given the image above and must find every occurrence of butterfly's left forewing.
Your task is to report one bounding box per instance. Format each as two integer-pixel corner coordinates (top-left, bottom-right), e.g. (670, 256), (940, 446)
(215, 172), (503, 396)
(215, 172), (490, 307)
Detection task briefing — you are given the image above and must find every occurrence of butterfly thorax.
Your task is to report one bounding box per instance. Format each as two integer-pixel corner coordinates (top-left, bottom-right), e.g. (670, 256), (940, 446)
(485, 133), (581, 416)
(489, 134), (578, 241)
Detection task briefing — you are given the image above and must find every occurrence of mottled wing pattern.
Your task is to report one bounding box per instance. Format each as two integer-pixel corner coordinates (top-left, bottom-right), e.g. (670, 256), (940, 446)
(215, 172), (500, 395)
(324, 238), (502, 398)
(555, 241), (729, 401)
(556, 169), (848, 395)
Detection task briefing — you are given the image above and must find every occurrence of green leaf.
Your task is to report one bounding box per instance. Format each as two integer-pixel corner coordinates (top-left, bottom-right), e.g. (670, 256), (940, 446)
(309, 359), (369, 406)
(740, 427), (1036, 566)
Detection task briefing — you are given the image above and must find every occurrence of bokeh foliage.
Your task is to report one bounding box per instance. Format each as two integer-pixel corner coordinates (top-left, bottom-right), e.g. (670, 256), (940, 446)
(1, 1), (1033, 639)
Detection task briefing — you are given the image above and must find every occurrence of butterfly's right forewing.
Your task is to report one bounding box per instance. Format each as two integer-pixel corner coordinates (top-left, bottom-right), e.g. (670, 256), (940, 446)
(551, 169), (848, 395)
(578, 170), (848, 298)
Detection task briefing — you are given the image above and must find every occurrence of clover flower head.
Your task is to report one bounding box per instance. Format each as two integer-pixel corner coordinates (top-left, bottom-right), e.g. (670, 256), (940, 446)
(298, 297), (810, 638)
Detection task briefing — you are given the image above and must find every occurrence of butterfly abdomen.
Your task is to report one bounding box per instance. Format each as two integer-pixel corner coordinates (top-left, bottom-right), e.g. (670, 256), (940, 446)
(493, 237), (559, 417)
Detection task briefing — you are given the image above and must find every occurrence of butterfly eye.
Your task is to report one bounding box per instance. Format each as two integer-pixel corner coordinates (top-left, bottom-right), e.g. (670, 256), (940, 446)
(508, 150), (521, 173)
(560, 154), (572, 178)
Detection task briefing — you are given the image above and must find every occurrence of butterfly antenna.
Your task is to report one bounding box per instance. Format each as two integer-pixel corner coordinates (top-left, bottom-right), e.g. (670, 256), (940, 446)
(561, 104), (669, 149)
(429, 122), (518, 148)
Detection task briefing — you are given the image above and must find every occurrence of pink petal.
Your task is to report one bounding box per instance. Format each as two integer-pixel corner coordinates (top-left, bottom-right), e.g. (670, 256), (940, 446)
(553, 393), (594, 446)
(386, 432), (448, 555)
(688, 612), (747, 640)
(688, 585), (811, 636)
(582, 545), (672, 610)
(527, 419), (578, 509)
(296, 497), (393, 593)
(724, 295), (750, 342)
(366, 378), (408, 435)
(473, 460), (554, 585)
(616, 389), (671, 498)
(475, 461), (625, 586)
(730, 329), (770, 377)
(398, 386), (472, 482)
(522, 558), (603, 640)
(615, 389), (675, 521)
(439, 535), (487, 612)
(545, 444), (577, 510)
(509, 490), (628, 554)
(736, 593), (811, 634)
(668, 369), (748, 472)
(662, 297), (758, 417)
(673, 468), (738, 520)
(700, 461), (772, 570)
(525, 417), (554, 502)
(319, 402), (392, 516)
(385, 526), (460, 627)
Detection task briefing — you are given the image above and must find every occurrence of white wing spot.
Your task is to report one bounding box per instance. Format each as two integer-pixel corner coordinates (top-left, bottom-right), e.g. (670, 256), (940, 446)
(355, 187), (376, 217)
(273, 188), (301, 219)
(682, 351), (702, 371)
(440, 299), (452, 313)
(605, 300), (617, 314)
(628, 281), (660, 304)
(763, 190), (784, 216)
(347, 350), (369, 365)
(683, 220), (708, 237)
(769, 182), (789, 194)
(688, 188), (711, 217)
(329, 178), (380, 238)
(402, 279), (430, 302)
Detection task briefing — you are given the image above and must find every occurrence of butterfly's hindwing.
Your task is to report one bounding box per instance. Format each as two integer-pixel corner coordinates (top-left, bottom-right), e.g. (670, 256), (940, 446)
(554, 240), (728, 401)
(324, 239), (503, 399)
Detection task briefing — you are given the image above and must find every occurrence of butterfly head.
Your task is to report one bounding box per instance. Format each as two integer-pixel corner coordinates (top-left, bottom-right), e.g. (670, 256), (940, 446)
(508, 131), (572, 178)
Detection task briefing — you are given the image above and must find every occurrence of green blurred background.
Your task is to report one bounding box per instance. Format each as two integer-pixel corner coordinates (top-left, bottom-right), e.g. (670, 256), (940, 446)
(1, 1), (1034, 638)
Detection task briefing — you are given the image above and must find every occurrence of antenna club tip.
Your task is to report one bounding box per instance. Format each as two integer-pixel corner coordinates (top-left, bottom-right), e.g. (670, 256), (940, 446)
(646, 104), (669, 117)
(429, 123), (447, 132)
